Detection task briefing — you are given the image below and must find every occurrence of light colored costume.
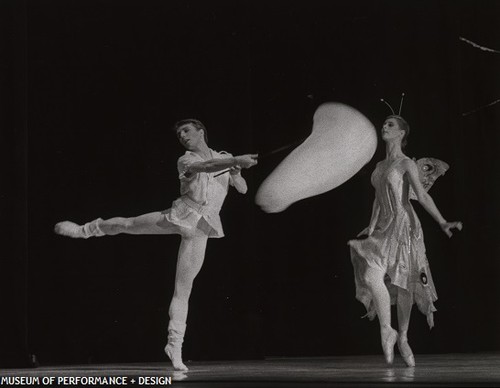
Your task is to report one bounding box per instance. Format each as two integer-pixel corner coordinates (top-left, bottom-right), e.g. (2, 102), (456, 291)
(165, 149), (236, 238)
(348, 156), (437, 328)
(54, 147), (243, 371)
(163, 149), (240, 370)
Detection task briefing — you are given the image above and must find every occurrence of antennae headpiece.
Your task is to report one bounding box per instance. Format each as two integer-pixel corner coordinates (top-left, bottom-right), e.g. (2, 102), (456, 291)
(380, 93), (405, 116)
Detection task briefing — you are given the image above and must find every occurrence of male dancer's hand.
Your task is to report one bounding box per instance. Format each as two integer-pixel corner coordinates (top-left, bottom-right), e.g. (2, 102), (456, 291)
(229, 166), (242, 175)
(235, 154), (258, 169)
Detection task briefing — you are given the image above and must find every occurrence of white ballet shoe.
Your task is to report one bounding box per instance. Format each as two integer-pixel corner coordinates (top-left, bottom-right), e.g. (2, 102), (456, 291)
(54, 219), (104, 239)
(165, 321), (188, 371)
(381, 328), (398, 365)
(397, 335), (416, 367)
(54, 221), (87, 238)
(164, 343), (188, 372)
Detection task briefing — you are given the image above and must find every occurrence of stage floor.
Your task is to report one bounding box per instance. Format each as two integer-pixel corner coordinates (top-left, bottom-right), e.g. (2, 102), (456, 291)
(0, 353), (499, 387)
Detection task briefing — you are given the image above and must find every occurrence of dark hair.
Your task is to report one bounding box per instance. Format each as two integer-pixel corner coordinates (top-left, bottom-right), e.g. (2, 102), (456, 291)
(387, 115), (410, 148)
(173, 119), (208, 143)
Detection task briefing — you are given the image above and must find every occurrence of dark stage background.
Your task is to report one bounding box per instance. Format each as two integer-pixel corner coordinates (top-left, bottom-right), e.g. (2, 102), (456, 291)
(2, 0), (499, 367)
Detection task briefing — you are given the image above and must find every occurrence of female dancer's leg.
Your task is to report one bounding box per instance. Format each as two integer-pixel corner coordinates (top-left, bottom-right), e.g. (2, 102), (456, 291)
(397, 288), (416, 367)
(363, 267), (398, 364)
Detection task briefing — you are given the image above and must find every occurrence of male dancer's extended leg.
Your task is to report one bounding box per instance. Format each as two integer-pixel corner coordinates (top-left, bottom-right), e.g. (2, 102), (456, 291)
(363, 267), (398, 364)
(165, 233), (208, 371)
(55, 211), (180, 237)
(55, 212), (209, 371)
(98, 211), (181, 235)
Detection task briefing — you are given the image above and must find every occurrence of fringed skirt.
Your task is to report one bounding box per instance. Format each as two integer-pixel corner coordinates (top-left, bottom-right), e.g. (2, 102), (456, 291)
(348, 221), (437, 328)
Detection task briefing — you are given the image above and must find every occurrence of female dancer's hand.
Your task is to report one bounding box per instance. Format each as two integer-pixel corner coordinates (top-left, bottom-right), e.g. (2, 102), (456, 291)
(356, 231), (370, 239)
(440, 221), (463, 238)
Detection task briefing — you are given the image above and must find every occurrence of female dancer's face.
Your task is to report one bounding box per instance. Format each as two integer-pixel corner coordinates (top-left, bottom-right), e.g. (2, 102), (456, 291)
(381, 118), (404, 143)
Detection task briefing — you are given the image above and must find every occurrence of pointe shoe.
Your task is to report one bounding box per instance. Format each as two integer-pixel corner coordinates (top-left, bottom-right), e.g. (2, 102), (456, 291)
(397, 336), (416, 367)
(54, 221), (87, 238)
(164, 343), (188, 371)
(165, 321), (189, 371)
(381, 328), (398, 365)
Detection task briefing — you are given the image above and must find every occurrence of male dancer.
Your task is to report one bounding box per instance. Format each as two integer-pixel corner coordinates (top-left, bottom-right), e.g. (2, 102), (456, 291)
(55, 119), (258, 371)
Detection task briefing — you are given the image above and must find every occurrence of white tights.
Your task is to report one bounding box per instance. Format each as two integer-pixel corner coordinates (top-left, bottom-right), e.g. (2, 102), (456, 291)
(96, 212), (209, 325)
(363, 267), (413, 336)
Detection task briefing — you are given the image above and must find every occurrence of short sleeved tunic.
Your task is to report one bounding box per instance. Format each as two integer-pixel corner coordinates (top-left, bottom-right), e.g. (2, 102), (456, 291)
(164, 149), (235, 238)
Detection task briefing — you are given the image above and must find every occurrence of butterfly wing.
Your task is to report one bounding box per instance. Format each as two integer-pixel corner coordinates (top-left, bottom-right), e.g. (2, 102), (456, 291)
(409, 157), (450, 200)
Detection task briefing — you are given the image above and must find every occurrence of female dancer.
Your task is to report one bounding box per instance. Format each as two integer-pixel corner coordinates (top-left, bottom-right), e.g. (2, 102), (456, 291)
(348, 115), (462, 367)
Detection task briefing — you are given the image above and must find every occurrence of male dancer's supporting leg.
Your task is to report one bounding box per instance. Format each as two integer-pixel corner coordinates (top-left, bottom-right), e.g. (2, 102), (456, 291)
(165, 233), (208, 371)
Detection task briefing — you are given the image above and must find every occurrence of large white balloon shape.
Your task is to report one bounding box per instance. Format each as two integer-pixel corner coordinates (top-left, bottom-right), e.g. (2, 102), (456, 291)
(255, 103), (377, 213)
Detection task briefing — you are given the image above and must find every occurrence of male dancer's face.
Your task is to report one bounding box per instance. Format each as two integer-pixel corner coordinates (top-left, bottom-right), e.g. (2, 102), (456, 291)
(176, 124), (205, 151)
